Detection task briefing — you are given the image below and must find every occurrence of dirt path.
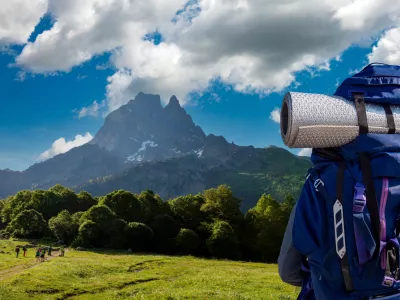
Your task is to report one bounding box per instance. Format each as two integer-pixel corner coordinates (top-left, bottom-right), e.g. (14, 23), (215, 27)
(0, 251), (62, 281)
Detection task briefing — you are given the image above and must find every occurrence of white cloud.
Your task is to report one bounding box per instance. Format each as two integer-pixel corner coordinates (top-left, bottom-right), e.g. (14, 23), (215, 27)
(368, 27), (400, 64)
(15, 71), (27, 82)
(74, 100), (105, 119)
(0, 0), (48, 45)
(298, 148), (312, 157)
(38, 132), (93, 161)
(270, 108), (281, 124)
(11, 0), (400, 112)
(349, 68), (361, 75)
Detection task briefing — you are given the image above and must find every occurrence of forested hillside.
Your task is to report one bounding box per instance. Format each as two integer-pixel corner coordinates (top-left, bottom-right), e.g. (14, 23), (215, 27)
(0, 184), (295, 263)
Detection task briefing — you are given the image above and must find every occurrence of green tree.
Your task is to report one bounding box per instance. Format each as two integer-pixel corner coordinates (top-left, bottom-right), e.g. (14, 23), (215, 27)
(0, 200), (5, 230)
(100, 190), (143, 222)
(169, 194), (205, 229)
(201, 185), (243, 225)
(150, 214), (179, 254)
(138, 190), (167, 223)
(176, 228), (200, 255)
(76, 191), (97, 212)
(107, 219), (128, 249)
(73, 220), (100, 248)
(49, 210), (79, 244)
(206, 220), (240, 260)
(245, 194), (286, 262)
(125, 222), (154, 252)
(72, 211), (84, 226)
(6, 209), (49, 238)
(80, 205), (117, 247)
(81, 205), (116, 230)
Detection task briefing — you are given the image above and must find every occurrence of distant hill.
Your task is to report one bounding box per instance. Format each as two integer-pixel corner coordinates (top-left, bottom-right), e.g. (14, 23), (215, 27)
(0, 92), (310, 209)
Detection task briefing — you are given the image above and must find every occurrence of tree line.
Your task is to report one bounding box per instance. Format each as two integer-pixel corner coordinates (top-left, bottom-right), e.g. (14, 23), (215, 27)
(0, 184), (295, 262)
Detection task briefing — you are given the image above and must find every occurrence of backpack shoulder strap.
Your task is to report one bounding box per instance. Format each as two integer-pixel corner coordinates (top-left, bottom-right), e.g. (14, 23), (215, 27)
(359, 153), (381, 276)
(308, 162), (354, 292)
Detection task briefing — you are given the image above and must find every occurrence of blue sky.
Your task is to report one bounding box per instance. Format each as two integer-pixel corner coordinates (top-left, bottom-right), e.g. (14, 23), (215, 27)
(0, 1), (398, 171)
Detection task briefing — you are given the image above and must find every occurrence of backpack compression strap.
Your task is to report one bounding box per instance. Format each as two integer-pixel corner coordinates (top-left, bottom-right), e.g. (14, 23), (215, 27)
(353, 93), (369, 134)
(352, 92), (396, 134)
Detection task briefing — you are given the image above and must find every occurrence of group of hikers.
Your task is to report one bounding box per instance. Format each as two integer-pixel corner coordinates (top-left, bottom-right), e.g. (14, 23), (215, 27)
(15, 245), (65, 262)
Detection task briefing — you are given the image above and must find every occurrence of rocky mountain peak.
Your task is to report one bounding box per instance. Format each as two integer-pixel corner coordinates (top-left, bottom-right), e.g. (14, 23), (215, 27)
(91, 92), (206, 164)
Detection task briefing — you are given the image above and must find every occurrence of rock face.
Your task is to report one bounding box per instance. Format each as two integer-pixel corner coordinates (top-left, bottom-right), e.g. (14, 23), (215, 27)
(0, 92), (311, 209)
(91, 93), (206, 163)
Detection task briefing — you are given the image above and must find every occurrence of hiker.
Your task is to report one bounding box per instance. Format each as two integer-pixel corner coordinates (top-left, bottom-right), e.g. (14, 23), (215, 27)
(40, 248), (45, 262)
(60, 246), (65, 257)
(278, 63), (400, 300)
(35, 248), (40, 262)
(22, 246), (27, 257)
(48, 245), (52, 256)
(15, 246), (20, 258)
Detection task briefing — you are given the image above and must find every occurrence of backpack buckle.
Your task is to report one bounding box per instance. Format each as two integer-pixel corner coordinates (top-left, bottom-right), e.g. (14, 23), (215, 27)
(382, 276), (395, 288)
(313, 179), (324, 191)
(353, 183), (366, 213)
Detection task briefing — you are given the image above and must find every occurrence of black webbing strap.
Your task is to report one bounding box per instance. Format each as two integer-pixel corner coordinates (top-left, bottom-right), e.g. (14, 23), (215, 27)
(336, 161), (354, 292)
(383, 104), (396, 134)
(359, 153), (381, 262)
(353, 93), (369, 134)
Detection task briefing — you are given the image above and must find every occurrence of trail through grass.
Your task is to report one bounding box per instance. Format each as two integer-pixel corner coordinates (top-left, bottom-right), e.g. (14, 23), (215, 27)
(0, 240), (299, 300)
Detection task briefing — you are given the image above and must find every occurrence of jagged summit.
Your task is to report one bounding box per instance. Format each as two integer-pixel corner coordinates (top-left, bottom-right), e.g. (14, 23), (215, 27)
(167, 95), (180, 106)
(92, 92), (206, 163)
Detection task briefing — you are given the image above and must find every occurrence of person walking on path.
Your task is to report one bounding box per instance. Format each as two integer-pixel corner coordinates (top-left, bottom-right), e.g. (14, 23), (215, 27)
(60, 246), (65, 257)
(48, 246), (52, 256)
(22, 246), (27, 257)
(35, 248), (40, 262)
(40, 248), (45, 262)
(15, 246), (20, 258)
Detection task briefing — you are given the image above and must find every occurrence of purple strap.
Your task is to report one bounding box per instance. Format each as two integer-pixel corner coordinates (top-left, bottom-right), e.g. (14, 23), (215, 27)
(353, 183), (370, 266)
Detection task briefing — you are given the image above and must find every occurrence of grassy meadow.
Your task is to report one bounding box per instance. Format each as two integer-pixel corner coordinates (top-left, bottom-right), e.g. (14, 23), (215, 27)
(0, 240), (299, 300)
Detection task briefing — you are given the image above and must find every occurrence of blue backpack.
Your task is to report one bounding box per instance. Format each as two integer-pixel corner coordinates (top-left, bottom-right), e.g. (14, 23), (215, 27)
(293, 63), (400, 300)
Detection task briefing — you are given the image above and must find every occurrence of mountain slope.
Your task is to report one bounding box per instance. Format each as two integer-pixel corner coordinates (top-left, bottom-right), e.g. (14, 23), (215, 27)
(76, 136), (310, 211)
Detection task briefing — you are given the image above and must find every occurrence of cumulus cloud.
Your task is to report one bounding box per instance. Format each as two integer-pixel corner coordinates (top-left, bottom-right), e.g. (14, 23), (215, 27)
(270, 108), (281, 124)
(0, 0), (48, 45)
(74, 100), (106, 119)
(298, 148), (312, 157)
(12, 0), (400, 112)
(368, 27), (400, 64)
(38, 132), (93, 161)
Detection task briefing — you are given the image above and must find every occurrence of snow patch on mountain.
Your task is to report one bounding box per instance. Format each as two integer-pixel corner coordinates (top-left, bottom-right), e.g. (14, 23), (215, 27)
(126, 140), (158, 162)
(194, 148), (203, 157)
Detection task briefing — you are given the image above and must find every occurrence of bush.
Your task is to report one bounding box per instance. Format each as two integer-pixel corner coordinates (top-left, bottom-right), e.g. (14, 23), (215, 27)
(176, 228), (200, 255)
(125, 222), (154, 252)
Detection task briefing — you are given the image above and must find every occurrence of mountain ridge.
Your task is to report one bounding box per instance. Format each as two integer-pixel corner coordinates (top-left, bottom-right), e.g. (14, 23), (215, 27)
(0, 92), (310, 209)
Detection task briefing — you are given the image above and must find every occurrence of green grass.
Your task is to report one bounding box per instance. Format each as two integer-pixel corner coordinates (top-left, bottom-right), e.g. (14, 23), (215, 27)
(0, 239), (41, 271)
(0, 240), (300, 300)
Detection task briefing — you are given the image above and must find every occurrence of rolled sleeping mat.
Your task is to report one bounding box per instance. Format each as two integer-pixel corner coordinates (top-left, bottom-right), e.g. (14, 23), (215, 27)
(280, 92), (400, 148)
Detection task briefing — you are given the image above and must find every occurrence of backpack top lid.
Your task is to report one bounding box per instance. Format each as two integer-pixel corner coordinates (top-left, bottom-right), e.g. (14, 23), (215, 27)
(334, 63), (400, 104)
(311, 63), (400, 162)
